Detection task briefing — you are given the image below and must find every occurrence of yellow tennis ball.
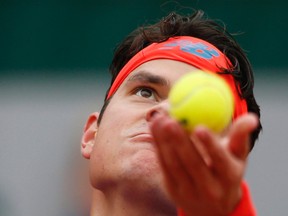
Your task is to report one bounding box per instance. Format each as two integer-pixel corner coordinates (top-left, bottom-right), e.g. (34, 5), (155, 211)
(168, 70), (234, 133)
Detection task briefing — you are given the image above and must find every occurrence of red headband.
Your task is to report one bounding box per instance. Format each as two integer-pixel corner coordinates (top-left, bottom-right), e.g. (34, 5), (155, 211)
(107, 36), (247, 119)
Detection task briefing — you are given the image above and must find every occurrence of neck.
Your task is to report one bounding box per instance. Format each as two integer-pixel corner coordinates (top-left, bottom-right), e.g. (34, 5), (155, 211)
(90, 182), (176, 216)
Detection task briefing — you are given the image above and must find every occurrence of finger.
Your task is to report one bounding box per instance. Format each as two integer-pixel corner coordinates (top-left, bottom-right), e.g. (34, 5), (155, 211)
(193, 126), (228, 168)
(151, 114), (214, 191)
(193, 126), (242, 181)
(150, 114), (191, 191)
(228, 113), (259, 160)
(170, 123), (215, 186)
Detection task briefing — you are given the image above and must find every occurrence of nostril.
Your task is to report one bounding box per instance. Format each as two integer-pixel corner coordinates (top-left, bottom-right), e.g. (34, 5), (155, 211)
(150, 110), (159, 118)
(146, 110), (159, 122)
(146, 100), (170, 122)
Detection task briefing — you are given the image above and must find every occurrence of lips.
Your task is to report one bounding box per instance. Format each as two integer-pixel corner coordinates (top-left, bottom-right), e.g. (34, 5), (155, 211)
(129, 133), (155, 144)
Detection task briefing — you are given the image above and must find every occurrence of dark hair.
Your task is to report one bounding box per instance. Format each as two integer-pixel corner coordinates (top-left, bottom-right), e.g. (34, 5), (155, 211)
(98, 10), (262, 150)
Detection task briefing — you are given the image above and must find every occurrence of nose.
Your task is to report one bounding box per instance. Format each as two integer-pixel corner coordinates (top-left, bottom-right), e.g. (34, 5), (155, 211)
(146, 99), (170, 122)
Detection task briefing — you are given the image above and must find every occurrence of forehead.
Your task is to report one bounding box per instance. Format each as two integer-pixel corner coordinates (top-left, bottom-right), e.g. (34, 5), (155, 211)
(124, 59), (199, 84)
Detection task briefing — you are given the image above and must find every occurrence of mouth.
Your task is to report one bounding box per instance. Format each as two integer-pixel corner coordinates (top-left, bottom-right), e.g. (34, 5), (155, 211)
(129, 133), (155, 144)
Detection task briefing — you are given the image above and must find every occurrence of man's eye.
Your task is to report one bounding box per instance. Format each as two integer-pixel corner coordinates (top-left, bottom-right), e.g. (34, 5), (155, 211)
(135, 87), (156, 100)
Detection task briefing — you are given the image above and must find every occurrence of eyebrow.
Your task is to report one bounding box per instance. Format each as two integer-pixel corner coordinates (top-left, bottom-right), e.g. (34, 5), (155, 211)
(126, 70), (170, 87)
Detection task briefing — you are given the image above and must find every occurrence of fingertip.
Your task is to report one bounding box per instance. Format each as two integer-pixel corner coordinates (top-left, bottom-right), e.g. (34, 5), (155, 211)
(150, 113), (179, 138)
(149, 112), (165, 129)
(233, 112), (256, 126)
(193, 125), (210, 141)
(248, 113), (259, 127)
(229, 113), (259, 159)
(192, 126), (219, 153)
(239, 113), (259, 131)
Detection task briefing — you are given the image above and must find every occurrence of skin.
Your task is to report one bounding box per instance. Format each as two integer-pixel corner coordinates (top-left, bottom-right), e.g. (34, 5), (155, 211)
(81, 59), (259, 216)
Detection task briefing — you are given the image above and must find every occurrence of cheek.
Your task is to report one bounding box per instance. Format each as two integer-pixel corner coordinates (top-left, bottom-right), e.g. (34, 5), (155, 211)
(89, 98), (163, 183)
(89, 105), (128, 173)
(99, 99), (146, 138)
(102, 99), (136, 126)
(89, 132), (120, 188)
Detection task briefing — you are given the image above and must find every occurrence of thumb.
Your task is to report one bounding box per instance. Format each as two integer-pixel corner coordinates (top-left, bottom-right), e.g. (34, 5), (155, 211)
(228, 113), (259, 160)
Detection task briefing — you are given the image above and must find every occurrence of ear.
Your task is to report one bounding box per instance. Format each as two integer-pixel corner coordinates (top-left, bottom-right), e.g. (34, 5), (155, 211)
(81, 112), (99, 159)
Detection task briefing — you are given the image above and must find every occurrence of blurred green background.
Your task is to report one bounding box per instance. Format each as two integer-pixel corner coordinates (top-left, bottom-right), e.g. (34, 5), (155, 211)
(0, 0), (287, 74)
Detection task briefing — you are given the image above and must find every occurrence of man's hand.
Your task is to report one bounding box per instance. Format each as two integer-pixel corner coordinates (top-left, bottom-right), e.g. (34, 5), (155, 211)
(149, 113), (258, 216)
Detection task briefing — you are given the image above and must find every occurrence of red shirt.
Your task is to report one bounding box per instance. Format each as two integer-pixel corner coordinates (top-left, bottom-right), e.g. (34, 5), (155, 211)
(177, 181), (256, 216)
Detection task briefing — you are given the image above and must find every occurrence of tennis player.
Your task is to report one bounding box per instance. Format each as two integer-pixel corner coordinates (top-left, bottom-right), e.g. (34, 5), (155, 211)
(81, 10), (262, 216)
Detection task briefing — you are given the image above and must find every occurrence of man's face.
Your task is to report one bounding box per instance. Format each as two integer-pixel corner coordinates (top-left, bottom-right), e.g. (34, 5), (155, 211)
(89, 59), (198, 192)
